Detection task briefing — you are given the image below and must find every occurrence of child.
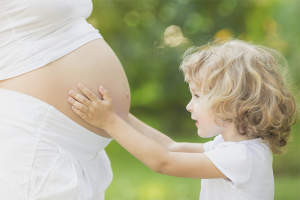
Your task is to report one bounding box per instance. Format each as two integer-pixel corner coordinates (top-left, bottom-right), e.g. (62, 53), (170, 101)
(67, 38), (299, 200)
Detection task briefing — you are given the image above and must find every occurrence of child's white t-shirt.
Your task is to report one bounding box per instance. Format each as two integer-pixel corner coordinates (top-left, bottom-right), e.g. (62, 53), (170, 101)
(200, 134), (274, 200)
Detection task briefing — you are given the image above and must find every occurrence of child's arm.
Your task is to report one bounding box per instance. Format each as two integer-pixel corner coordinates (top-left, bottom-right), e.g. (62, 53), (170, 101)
(103, 112), (224, 179)
(67, 83), (226, 179)
(127, 113), (205, 153)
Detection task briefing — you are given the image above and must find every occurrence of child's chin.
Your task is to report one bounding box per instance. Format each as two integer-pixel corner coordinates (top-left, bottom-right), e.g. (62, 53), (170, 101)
(198, 131), (218, 138)
(197, 131), (208, 138)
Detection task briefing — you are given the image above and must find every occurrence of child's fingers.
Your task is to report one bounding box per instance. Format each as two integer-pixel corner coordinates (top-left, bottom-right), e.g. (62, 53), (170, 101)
(68, 96), (89, 114)
(69, 90), (92, 107)
(99, 86), (112, 103)
(71, 105), (89, 120)
(77, 83), (101, 102)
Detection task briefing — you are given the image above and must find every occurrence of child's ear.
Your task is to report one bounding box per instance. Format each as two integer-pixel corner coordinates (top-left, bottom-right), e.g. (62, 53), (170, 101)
(214, 118), (224, 127)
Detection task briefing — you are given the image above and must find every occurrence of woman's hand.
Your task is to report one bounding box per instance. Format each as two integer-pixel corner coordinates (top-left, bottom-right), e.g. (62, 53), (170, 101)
(67, 83), (117, 131)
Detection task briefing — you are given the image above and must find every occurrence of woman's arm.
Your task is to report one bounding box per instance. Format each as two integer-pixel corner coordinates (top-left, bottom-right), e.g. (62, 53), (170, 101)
(127, 113), (205, 153)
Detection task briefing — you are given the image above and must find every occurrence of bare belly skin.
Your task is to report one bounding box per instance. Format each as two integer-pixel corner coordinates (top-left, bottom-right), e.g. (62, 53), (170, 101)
(0, 39), (131, 138)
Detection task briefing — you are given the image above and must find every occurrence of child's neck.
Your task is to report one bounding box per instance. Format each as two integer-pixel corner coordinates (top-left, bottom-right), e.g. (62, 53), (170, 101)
(221, 122), (250, 142)
(222, 133), (250, 143)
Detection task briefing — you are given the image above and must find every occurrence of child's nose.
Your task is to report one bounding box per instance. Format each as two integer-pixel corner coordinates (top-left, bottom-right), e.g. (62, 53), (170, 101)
(186, 102), (192, 112)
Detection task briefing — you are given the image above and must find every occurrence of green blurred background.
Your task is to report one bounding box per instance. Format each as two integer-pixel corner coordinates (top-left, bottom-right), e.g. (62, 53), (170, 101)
(87, 0), (300, 199)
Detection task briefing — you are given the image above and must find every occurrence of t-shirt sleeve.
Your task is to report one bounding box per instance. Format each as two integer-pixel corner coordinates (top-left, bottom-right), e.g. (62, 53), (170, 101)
(203, 140), (214, 152)
(203, 142), (253, 188)
(203, 134), (223, 152)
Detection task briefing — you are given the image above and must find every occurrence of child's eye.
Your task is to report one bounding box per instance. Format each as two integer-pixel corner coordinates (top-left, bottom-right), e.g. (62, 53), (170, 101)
(193, 94), (200, 99)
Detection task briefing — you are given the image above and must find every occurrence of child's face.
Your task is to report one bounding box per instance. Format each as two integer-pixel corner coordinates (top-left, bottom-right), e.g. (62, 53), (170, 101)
(186, 81), (224, 138)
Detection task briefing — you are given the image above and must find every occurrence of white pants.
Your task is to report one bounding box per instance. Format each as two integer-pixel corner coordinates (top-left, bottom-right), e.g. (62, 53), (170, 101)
(0, 88), (113, 200)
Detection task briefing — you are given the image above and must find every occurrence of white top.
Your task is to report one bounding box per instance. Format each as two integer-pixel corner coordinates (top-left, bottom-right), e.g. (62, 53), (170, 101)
(201, 134), (274, 200)
(0, 87), (114, 199)
(0, 1), (112, 199)
(0, 0), (102, 81)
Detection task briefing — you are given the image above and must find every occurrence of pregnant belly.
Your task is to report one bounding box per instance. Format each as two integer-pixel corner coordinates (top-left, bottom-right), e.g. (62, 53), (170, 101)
(0, 39), (131, 138)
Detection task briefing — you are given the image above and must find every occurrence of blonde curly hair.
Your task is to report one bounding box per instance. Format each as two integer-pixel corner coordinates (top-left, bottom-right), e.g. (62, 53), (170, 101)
(179, 37), (299, 154)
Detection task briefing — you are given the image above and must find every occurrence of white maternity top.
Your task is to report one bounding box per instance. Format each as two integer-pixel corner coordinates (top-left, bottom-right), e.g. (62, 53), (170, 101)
(0, 0), (102, 81)
(0, 1), (114, 200)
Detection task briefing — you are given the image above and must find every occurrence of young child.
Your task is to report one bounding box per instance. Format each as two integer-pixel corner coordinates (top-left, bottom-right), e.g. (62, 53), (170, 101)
(67, 38), (299, 200)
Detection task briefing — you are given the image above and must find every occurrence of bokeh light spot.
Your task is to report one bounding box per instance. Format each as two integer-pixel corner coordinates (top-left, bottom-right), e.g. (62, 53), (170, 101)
(263, 17), (278, 33)
(164, 25), (189, 47)
(183, 12), (203, 35)
(217, 1), (236, 16)
(214, 28), (235, 41)
(200, 17), (214, 32)
(124, 11), (141, 27)
(159, 3), (177, 22)
(139, 182), (166, 200)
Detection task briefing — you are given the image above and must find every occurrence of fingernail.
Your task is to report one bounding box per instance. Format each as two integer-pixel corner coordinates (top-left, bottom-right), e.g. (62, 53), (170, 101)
(77, 83), (83, 89)
(69, 90), (74, 95)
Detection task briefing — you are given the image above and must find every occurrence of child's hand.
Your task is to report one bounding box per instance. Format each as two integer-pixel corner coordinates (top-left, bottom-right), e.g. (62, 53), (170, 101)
(67, 83), (117, 131)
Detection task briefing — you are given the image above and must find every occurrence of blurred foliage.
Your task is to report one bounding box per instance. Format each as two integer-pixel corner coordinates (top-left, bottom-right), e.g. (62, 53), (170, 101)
(88, 0), (300, 199)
